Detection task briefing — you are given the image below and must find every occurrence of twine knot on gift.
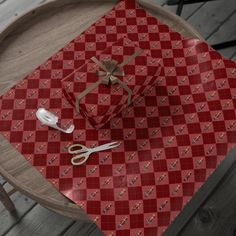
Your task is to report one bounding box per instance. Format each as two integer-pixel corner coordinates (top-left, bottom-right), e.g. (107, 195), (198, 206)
(76, 49), (143, 113)
(96, 59), (125, 85)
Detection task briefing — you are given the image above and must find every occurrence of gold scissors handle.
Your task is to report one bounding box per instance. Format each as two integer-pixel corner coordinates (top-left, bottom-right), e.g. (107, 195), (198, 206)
(71, 152), (91, 166)
(68, 144), (88, 154)
(68, 144), (91, 166)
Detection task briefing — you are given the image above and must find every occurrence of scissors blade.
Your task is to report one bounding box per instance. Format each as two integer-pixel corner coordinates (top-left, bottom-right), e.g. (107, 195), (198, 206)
(92, 142), (120, 152)
(106, 141), (120, 147)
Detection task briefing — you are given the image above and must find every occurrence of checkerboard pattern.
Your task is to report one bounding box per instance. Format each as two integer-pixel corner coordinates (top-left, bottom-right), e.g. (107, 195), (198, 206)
(62, 37), (161, 129)
(0, 0), (236, 235)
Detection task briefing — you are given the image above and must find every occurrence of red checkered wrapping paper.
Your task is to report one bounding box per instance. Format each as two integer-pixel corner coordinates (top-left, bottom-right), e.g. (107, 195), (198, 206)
(62, 37), (161, 129)
(0, 0), (236, 235)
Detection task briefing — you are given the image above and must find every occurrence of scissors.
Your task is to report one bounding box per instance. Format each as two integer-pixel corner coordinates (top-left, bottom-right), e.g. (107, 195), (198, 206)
(68, 142), (120, 165)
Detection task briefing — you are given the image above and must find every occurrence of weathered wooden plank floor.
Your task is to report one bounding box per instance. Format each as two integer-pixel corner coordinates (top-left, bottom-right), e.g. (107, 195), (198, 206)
(0, 0), (236, 235)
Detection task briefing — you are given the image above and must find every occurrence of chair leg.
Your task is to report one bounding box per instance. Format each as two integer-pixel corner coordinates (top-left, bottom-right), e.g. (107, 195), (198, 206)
(0, 183), (16, 212)
(212, 39), (236, 50)
(176, 0), (184, 16)
(167, 0), (217, 5)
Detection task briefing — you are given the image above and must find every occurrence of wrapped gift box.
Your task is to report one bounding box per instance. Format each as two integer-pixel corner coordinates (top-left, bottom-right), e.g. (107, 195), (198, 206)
(62, 37), (161, 129)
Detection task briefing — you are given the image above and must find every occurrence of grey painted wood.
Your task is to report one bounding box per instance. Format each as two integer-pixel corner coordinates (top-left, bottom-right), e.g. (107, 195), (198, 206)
(62, 222), (104, 236)
(164, 2), (205, 20)
(218, 47), (236, 60)
(4, 204), (74, 236)
(180, 163), (236, 236)
(208, 11), (236, 59)
(0, 191), (36, 235)
(182, 2), (205, 20)
(187, 0), (236, 39)
(208, 11), (236, 44)
(165, 0), (236, 59)
(156, 0), (167, 6)
(0, 0), (7, 5)
(0, 175), (6, 185)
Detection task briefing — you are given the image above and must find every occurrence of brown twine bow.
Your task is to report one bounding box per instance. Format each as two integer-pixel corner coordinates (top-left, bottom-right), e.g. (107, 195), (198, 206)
(95, 59), (125, 85)
(76, 49), (143, 113)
